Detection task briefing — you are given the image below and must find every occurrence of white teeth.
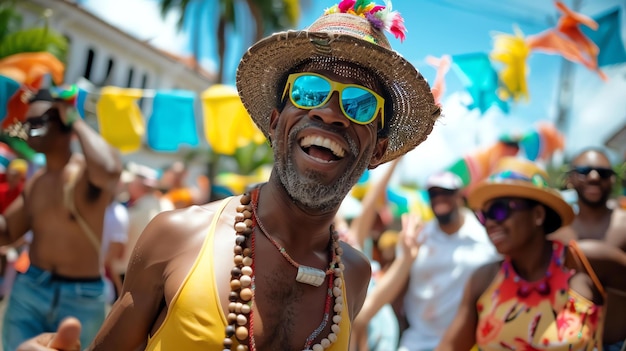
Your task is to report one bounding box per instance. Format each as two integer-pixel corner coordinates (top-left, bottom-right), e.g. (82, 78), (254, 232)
(300, 135), (346, 158)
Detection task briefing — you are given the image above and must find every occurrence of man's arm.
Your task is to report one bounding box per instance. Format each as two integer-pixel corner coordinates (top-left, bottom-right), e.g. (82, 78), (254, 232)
(578, 239), (626, 294)
(88, 211), (175, 350)
(70, 118), (122, 193)
(436, 262), (498, 351)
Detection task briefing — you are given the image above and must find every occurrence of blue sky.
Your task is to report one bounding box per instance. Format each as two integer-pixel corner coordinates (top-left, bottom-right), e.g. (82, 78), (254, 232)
(81, 0), (626, 183)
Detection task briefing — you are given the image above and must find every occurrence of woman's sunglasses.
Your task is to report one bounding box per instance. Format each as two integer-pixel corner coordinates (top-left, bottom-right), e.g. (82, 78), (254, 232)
(282, 72), (385, 128)
(570, 166), (615, 179)
(475, 199), (534, 226)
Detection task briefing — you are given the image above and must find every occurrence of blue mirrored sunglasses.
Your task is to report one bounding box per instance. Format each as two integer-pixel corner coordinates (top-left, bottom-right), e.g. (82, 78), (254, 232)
(282, 73), (385, 128)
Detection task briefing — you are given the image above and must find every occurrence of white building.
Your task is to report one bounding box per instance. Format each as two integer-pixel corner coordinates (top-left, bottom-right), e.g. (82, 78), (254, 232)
(15, 0), (218, 176)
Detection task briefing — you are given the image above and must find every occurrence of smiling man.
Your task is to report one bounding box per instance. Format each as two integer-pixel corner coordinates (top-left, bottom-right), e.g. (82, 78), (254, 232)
(553, 148), (626, 351)
(19, 2), (440, 351)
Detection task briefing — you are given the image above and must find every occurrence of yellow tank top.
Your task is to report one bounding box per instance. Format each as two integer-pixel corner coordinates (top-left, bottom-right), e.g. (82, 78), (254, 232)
(145, 197), (351, 350)
(475, 241), (604, 351)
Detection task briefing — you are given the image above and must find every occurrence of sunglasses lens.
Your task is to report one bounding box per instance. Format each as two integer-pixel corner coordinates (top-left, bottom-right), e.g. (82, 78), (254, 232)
(476, 202), (511, 226)
(291, 75), (331, 108)
(289, 74), (381, 126)
(598, 169), (614, 178)
(574, 166), (592, 175)
(488, 202), (511, 222)
(341, 87), (378, 124)
(574, 166), (614, 179)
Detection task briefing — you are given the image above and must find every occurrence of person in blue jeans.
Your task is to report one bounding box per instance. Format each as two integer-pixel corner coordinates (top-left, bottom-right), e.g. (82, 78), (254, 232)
(0, 87), (122, 350)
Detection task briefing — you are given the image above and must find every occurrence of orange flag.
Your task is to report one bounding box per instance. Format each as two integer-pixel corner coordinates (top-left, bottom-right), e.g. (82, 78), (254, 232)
(527, 1), (606, 80)
(425, 55), (451, 104)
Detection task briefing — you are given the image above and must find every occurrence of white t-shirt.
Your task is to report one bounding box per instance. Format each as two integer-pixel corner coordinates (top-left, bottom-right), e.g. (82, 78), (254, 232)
(398, 208), (501, 351)
(101, 201), (129, 261)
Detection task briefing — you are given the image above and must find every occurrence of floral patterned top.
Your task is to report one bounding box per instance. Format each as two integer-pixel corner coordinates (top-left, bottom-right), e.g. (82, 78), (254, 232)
(475, 241), (603, 351)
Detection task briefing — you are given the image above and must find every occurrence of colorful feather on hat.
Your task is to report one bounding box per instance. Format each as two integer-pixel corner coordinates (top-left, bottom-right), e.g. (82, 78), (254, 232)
(325, 0), (407, 42)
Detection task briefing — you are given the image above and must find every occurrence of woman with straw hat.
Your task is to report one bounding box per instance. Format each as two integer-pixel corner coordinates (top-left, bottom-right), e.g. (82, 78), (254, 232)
(436, 157), (626, 351)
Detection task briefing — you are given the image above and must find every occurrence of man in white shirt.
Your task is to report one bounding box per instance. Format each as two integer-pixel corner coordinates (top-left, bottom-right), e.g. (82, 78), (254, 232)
(397, 171), (500, 351)
(112, 163), (173, 283)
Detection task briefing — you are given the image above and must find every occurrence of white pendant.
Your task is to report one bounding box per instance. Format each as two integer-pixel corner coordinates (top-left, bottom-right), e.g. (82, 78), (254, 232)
(296, 265), (326, 287)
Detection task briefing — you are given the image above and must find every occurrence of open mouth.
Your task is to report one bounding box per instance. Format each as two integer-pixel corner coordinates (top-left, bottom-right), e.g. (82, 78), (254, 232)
(300, 135), (346, 162)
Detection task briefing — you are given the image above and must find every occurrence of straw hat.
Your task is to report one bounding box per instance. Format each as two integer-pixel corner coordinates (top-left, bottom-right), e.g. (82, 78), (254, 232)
(467, 157), (574, 232)
(236, 3), (440, 164)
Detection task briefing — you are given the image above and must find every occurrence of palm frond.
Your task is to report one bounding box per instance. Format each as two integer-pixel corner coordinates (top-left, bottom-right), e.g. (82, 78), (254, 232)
(0, 27), (68, 61)
(0, 2), (23, 43)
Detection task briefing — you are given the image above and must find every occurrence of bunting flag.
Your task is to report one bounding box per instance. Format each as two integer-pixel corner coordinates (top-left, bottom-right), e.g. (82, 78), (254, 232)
(447, 140), (520, 193)
(386, 186), (434, 221)
(527, 1), (606, 80)
(582, 7), (626, 67)
(0, 76), (19, 121)
(490, 26), (531, 101)
(96, 87), (144, 153)
(451, 53), (509, 114)
(76, 87), (89, 118)
(201, 85), (265, 155)
(518, 122), (565, 161)
(425, 55), (451, 104)
(147, 90), (199, 152)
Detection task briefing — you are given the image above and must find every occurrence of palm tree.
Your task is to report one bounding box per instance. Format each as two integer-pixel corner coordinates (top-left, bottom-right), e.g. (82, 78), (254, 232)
(157, 0), (306, 196)
(0, 1), (68, 61)
(158, 0), (303, 84)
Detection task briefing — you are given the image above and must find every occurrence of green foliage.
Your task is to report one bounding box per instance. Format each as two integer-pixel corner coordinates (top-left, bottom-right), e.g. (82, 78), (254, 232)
(232, 141), (273, 175)
(0, 3), (23, 41)
(0, 1), (68, 62)
(0, 27), (68, 61)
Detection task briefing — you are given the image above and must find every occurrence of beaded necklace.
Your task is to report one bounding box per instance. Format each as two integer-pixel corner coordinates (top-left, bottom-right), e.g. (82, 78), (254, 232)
(253, 194), (341, 287)
(223, 189), (345, 351)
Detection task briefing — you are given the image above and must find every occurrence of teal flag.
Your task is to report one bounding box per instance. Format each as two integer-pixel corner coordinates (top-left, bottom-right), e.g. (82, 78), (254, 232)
(147, 90), (199, 152)
(0, 76), (20, 122)
(451, 53), (509, 114)
(582, 7), (626, 67)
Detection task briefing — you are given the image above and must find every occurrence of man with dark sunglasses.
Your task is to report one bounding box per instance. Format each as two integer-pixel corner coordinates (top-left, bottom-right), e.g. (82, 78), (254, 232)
(350, 171), (499, 351)
(0, 87), (123, 350)
(19, 2), (441, 351)
(552, 148), (626, 351)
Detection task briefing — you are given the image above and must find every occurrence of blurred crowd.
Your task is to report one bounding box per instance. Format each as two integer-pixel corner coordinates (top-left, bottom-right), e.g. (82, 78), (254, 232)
(3, 145), (624, 350)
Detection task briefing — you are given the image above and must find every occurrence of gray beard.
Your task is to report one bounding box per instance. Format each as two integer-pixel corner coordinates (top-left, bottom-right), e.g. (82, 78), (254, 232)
(274, 125), (373, 212)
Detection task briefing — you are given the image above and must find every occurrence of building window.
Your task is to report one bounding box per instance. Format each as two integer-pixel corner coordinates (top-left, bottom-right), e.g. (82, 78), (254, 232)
(84, 48), (95, 80)
(101, 57), (115, 85)
(127, 67), (134, 88)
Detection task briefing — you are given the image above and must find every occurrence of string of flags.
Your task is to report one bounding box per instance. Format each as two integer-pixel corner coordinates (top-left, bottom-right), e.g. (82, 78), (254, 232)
(0, 1), (624, 160)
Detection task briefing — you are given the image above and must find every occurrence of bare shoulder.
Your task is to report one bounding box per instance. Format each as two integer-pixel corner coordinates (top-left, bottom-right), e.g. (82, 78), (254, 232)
(468, 260), (502, 299)
(339, 241), (371, 277)
(548, 225), (578, 243)
(574, 239), (622, 260)
(570, 239), (626, 280)
(135, 199), (235, 262)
